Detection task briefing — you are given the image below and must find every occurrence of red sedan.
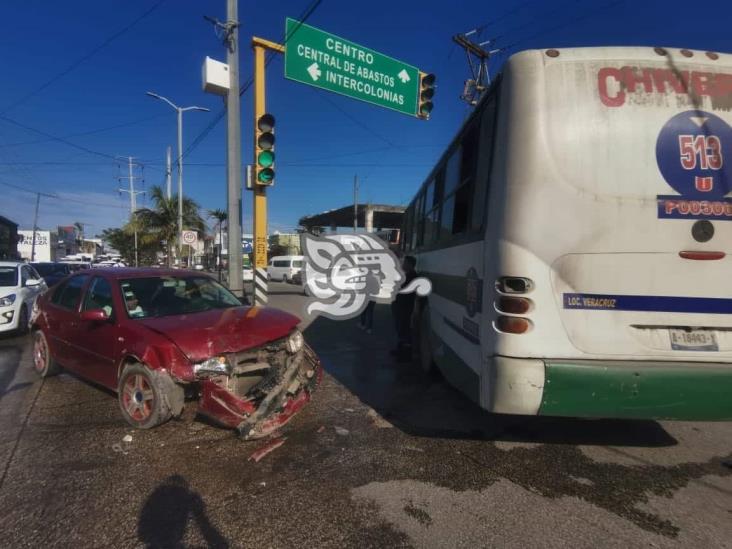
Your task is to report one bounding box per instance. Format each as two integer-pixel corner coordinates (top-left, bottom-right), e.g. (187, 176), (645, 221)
(31, 269), (320, 438)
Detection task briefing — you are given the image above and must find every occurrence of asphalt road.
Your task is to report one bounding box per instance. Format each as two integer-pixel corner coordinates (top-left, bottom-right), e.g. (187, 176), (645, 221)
(0, 281), (730, 548)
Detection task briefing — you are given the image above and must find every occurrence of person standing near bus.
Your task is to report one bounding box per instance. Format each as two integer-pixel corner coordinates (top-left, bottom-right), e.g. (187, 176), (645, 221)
(391, 255), (418, 361)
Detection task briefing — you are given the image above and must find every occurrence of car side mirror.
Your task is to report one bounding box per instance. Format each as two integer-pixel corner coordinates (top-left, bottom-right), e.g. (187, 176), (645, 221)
(80, 309), (109, 322)
(25, 278), (42, 287)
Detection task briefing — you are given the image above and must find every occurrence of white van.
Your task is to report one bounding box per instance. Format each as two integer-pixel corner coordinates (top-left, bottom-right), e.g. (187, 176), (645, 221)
(267, 255), (304, 283)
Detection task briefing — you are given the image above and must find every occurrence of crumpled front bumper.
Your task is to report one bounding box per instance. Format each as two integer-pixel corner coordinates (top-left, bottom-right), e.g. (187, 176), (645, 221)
(197, 343), (322, 439)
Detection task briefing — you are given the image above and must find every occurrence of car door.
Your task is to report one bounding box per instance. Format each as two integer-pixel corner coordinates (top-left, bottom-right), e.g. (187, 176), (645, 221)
(73, 276), (119, 389)
(45, 274), (90, 373)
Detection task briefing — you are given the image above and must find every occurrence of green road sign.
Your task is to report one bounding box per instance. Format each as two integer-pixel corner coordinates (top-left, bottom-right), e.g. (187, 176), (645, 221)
(284, 18), (420, 117)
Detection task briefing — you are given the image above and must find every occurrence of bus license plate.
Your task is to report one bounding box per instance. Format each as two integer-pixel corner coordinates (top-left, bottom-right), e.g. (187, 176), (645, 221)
(669, 329), (718, 351)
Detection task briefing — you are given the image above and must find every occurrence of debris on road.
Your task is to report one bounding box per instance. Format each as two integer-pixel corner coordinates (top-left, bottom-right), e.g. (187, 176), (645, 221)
(249, 437), (287, 463)
(334, 426), (350, 436)
(122, 434), (133, 443)
(317, 425), (326, 433)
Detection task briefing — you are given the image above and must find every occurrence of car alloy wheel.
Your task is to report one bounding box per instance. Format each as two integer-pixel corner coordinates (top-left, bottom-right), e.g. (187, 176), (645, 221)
(121, 373), (155, 422)
(32, 330), (60, 377)
(118, 364), (184, 429)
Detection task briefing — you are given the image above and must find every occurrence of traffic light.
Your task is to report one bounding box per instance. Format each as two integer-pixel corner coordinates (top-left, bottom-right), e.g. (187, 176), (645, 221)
(255, 113), (275, 186)
(418, 72), (436, 120)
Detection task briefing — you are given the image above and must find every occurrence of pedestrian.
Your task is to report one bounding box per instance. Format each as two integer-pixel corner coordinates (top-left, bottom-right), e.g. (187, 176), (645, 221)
(359, 270), (379, 334)
(391, 255), (418, 361)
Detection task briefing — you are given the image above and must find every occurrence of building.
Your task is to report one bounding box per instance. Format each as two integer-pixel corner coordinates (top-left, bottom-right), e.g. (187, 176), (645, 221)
(17, 230), (59, 262)
(0, 216), (20, 260)
(57, 226), (80, 257)
(268, 233), (301, 256)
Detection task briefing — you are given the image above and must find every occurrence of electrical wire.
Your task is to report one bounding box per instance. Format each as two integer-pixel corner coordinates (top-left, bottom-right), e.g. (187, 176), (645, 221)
(0, 114), (168, 149)
(180, 0), (324, 161)
(0, 0), (168, 115)
(0, 178), (126, 209)
(498, 0), (625, 52)
(487, 0), (582, 46)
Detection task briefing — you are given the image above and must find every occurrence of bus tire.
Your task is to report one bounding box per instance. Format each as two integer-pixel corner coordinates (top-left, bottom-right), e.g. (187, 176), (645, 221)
(419, 307), (435, 374)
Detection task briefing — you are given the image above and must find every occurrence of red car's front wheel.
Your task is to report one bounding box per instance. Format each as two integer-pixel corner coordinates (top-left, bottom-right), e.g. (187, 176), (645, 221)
(118, 364), (183, 429)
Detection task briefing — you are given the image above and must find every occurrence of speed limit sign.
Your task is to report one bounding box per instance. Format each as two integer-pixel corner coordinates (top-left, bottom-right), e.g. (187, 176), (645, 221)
(181, 230), (197, 245)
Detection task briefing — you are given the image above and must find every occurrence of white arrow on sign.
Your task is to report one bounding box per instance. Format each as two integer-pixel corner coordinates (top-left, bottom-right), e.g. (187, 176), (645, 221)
(307, 62), (322, 82)
(397, 69), (410, 84)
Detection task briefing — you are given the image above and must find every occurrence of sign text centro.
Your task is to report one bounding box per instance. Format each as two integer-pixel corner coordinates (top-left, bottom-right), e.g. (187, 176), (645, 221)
(284, 18), (419, 117)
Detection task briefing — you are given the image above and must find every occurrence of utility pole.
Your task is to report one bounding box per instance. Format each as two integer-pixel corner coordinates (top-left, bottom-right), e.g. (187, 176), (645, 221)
(166, 146), (172, 199)
(353, 175), (358, 232)
(30, 193), (40, 262)
(146, 92), (209, 265)
(225, 0), (243, 297)
(452, 30), (499, 106)
(117, 156), (145, 266)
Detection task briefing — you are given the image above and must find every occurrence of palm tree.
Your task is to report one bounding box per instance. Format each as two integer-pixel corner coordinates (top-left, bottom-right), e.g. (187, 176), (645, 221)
(73, 221), (84, 246)
(134, 185), (205, 266)
(208, 208), (227, 275)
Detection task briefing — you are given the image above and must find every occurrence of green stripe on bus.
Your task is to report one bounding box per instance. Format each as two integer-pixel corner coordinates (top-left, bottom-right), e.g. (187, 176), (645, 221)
(539, 360), (732, 421)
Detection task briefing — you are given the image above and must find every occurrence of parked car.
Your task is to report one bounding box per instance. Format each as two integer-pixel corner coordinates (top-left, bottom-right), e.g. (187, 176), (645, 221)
(0, 262), (46, 334)
(267, 255), (304, 283)
(31, 268), (320, 437)
(31, 262), (71, 288)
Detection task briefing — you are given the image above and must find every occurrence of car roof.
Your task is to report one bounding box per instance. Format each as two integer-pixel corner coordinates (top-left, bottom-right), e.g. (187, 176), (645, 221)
(81, 267), (214, 279)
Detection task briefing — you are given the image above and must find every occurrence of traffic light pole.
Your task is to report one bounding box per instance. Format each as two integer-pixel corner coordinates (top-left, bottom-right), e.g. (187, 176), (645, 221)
(252, 36), (284, 306)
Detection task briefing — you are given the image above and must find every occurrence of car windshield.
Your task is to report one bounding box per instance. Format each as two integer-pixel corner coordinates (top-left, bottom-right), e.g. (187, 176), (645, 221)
(119, 276), (242, 319)
(0, 267), (18, 287)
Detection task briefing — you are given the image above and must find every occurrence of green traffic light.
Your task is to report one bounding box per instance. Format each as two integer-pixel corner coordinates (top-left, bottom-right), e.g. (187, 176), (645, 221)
(258, 150), (274, 168)
(257, 167), (274, 184)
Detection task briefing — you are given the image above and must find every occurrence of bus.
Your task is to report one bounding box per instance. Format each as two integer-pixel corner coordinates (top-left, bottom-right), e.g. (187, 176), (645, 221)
(403, 46), (732, 421)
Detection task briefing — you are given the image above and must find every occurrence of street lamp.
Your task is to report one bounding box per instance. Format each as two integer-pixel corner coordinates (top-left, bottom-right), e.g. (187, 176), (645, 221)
(146, 91), (209, 264)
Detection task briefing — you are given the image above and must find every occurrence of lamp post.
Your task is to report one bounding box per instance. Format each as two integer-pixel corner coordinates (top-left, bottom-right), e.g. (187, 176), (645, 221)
(146, 91), (209, 264)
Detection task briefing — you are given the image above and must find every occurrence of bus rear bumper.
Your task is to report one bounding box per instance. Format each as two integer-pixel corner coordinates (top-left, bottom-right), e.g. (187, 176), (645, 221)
(539, 359), (732, 421)
(485, 357), (732, 421)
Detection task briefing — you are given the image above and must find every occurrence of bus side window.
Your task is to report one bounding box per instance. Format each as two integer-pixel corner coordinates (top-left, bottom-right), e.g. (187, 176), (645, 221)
(471, 96), (498, 231)
(453, 122), (480, 234)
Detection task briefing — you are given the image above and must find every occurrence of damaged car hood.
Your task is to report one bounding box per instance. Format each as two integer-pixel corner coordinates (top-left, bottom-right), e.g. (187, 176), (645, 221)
(138, 306), (300, 362)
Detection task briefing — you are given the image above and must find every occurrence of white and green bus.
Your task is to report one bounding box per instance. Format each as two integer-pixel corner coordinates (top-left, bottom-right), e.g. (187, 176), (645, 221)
(404, 46), (732, 420)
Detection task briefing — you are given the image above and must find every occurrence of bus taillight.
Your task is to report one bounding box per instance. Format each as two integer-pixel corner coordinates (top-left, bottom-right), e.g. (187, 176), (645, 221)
(496, 277), (534, 294)
(495, 316), (532, 334)
(496, 296), (533, 315)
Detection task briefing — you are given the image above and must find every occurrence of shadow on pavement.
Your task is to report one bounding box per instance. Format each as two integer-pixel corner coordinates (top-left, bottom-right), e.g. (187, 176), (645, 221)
(138, 474), (229, 548)
(303, 305), (677, 448)
(0, 343), (23, 400)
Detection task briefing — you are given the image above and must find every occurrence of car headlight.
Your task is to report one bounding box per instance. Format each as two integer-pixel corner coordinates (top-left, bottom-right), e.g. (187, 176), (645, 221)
(286, 330), (304, 354)
(193, 356), (231, 377)
(0, 294), (16, 307)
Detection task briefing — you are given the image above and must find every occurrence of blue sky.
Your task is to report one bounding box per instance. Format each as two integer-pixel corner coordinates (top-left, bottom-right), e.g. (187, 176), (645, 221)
(0, 0), (730, 236)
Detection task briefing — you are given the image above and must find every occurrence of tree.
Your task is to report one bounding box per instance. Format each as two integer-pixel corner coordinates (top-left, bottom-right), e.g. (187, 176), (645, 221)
(208, 208), (227, 274)
(134, 186), (205, 266)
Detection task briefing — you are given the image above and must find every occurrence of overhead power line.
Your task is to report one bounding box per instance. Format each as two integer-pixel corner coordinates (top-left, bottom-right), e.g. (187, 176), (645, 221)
(181, 0), (323, 161)
(0, 114), (163, 171)
(0, 114), (168, 149)
(0, 0), (168, 115)
(498, 0), (625, 51)
(0, 178), (126, 209)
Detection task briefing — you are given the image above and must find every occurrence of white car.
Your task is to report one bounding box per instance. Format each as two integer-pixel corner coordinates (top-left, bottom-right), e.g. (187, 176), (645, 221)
(0, 262), (46, 334)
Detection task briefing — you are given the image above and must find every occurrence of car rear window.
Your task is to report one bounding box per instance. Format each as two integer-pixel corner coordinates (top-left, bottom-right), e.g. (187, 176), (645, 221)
(292, 260), (303, 268)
